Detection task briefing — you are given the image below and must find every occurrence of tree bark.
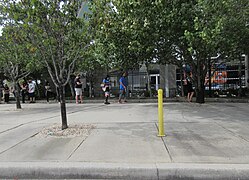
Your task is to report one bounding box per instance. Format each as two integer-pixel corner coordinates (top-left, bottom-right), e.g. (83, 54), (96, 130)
(195, 82), (205, 103)
(59, 85), (68, 130)
(195, 63), (206, 103)
(145, 63), (152, 97)
(14, 81), (21, 109)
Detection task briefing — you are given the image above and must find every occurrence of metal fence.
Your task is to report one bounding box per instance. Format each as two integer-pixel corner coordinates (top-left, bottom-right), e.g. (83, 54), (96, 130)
(176, 63), (248, 97)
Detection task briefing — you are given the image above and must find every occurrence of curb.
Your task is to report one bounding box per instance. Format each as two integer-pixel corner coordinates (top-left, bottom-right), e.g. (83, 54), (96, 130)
(1, 162), (249, 179)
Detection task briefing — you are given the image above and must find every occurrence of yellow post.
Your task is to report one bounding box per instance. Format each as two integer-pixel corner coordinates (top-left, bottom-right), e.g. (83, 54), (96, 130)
(158, 89), (165, 137)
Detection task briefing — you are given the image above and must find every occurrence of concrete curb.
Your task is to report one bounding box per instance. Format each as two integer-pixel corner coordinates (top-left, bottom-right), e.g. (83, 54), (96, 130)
(0, 162), (156, 179)
(1, 162), (249, 179)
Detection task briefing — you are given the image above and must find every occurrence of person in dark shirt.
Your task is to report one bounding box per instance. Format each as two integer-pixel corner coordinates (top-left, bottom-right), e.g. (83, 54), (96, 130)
(45, 81), (56, 103)
(3, 84), (10, 103)
(102, 75), (111, 104)
(74, 74), (83, 104)
(20, 81), (28, 103)
(0, 81), (3, 104)
(186, 77), (194, 102)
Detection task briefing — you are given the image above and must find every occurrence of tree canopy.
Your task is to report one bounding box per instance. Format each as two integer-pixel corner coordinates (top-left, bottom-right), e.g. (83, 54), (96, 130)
(89, 0), (249, 103)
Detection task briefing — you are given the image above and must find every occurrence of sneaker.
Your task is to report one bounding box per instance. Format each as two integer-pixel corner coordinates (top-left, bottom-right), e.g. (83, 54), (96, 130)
(104, 102), (110, 105)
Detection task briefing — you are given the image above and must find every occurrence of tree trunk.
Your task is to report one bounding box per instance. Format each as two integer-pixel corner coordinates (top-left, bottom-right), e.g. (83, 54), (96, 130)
(146, 63), (152, 97)
(14, 81), (21, 109)
(195, 62), (206, 104)
(89, 82), (92, 98)
(196, 82), (205, 103)
(59, 85), (68, 130)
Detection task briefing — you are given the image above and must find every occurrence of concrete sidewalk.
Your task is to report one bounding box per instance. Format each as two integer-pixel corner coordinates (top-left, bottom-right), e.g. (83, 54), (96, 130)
(0, 101), (249, 179)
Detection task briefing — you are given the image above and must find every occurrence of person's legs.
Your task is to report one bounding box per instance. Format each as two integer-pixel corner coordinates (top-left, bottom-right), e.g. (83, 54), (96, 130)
(104, 88), (110, 104)
(80, 95), (83, 103)
(75, 88), (79, 103)
(189, 91), (194, 102)
(4, 94), (8, 103)
(187, 92), (190, 102)
(29, 93), (32, 103)
(123, 90), (127, 102)
(75, 95), (79, 103)
(104, 91), (110, 104)
(32, 95), (36, 103)
(79, 89), (83, 103)
(6, 94), (9, 103)
(118, 90), (123, 103)
(46, 91), (49, 102)
(21, 91), (25, 103)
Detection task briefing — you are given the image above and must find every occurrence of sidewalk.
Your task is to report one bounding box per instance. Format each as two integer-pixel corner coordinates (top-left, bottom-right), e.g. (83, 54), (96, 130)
(1, 101), (249, 179)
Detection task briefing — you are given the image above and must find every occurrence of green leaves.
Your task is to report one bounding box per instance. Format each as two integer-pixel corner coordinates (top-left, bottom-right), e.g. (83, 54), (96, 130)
(88, 0), (248, 103)
(0, 0), (91, 86)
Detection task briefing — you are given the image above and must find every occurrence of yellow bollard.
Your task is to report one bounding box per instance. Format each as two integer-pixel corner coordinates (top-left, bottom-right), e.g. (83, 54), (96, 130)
(158, 89), (165, 137)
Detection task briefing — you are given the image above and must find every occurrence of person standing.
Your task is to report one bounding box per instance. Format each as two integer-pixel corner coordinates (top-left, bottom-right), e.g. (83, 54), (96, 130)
(118, 72), (128, 103)
(3, 84), (10, 103)
(186, 77), (194, 102)
(74, 74), (83, 104)
(28, 80), (36, 103)
(20, 81), (28, 103)
(102, 75), (111, 104)
(0, 81), (3, 104)
(45, 81), (52, 103)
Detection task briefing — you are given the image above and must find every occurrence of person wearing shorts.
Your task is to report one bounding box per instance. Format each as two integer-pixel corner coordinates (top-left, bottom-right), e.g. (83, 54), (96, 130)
(102, 75), (111, 104)
(28, 80), (36, 103)
(74, 74), (83, 104)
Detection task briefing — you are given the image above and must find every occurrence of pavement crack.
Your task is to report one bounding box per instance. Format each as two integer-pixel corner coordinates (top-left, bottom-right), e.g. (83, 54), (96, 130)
(0, 132), (39, 155)
(0, 124), (24, 135)
(155, 123), (173, 163)
(66, 137), (86, 160)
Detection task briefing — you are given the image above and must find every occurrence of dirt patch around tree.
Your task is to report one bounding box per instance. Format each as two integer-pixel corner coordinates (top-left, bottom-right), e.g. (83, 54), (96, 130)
(37, 123), (96, 138)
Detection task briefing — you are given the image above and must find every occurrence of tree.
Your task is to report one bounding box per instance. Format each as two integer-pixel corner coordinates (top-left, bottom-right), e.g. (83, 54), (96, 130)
(0, 25), (38, 109)
(89, 0), (249, 103)
(1, 0), (90, 129)
(89, 1), (146, 71)
(219, 0), (249, 58)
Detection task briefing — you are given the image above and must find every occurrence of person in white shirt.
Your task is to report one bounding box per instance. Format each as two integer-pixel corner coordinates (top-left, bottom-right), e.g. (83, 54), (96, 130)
(28, 80), (36, 103)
